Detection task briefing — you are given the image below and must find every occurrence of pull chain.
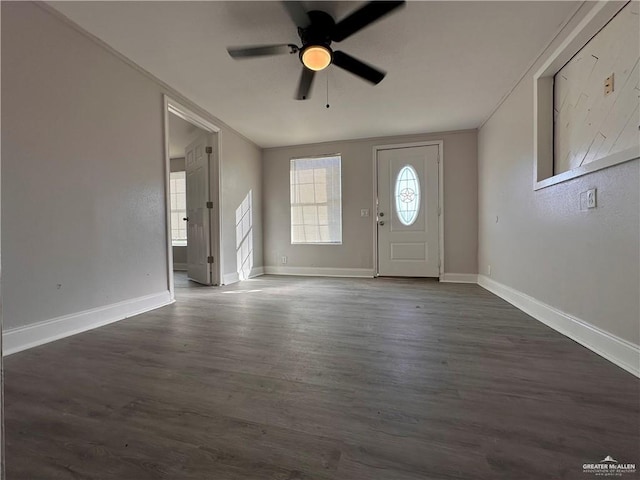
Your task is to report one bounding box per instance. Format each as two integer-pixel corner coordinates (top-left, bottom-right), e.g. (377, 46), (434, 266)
(326, 71), (330, 109)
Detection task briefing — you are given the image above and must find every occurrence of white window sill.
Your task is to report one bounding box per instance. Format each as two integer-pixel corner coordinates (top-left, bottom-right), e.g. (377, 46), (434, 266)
(534, 147), (639, 190)
(291, 242), (343, 246)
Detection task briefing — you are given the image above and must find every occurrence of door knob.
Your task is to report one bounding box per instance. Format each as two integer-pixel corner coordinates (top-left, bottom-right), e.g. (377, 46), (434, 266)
(378, 221), (385, 226)
(379, 212), (385, 217)
(183, 217), (189, 222)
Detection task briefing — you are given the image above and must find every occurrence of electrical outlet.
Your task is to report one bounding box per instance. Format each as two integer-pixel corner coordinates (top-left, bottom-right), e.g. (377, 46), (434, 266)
(586, 188), (597, 209)
(604, 73), (614, 95)
(281, 256), (287, 264)
(579, 188), (597, 210)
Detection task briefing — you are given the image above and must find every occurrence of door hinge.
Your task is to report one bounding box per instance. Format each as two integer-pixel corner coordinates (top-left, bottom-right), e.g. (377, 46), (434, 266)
(437, 154), (440, 164)
(438, 207), (442, 216)
(206, 201), (214, 209)
(207, 256), (214, 264)
(205, 146), (213, 154)
(438, 260), (441, 268)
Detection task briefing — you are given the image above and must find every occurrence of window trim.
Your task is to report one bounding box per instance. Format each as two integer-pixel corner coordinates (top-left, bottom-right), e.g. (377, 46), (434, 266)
(533, 1), (639, 190)
(394, 164), (421, 226)
(290, 153), (343, 245)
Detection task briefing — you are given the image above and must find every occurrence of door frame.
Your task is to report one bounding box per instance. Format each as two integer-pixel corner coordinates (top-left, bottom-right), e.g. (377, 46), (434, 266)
(372, 141), (444, 280)
(163, 95), (222, 297)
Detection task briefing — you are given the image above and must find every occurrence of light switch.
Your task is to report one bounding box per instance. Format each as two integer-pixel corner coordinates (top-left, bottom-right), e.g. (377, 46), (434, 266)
(360, 209), (370, 217)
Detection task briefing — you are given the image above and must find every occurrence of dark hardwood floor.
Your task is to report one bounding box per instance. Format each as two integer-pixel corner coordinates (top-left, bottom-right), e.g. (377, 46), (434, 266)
(4, 275), (639, 479)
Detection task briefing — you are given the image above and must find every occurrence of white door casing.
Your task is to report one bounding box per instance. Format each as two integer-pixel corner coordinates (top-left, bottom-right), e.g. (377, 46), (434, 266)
(377, 145), (440, 277)
(186, 133), (213, 285)
(164, 96), (221, 295)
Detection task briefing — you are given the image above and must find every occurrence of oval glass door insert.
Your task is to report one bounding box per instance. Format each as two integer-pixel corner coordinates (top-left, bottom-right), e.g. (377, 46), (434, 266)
(395, 165), (420, 226)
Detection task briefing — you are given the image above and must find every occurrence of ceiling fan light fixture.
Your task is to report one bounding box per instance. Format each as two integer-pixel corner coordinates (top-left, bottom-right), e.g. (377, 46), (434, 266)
(301, 45), (332, 71)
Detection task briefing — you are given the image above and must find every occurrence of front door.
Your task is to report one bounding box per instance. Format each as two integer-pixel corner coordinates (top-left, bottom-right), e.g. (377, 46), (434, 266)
(377, 145), (440, 277)
(185, 133), (213, 285)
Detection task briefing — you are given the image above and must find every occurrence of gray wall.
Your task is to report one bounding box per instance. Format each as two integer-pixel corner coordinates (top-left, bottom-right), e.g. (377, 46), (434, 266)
(2, 2), (166, 329)
(1, 2), (263, 330)
(262, 131), (478, 274)
(172, 246), (187, 269)
(221, 130), (263, 281)
(478, 3), (639, 344)
(170, 157), (186, 173)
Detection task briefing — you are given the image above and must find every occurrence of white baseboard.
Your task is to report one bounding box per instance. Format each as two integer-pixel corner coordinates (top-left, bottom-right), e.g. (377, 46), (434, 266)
(223, 272), (240, 285)
(249, 266), (264, 279)
(440, 273), (478, 283)
(3, 291), (174, 356)
(478, 275), (640, 378)
(264, 266), (375, 278)
(172, 263), (187, 271)
(223, 267), (265, 285)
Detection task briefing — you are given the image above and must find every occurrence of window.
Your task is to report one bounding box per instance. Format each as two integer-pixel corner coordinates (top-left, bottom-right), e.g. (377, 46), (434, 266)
(553, 2), (638, 176)
(170, 171), (187, 246)
(290, 155), (342, 244)
(533, 1), (639, 189)
(395, 165), (420, 226)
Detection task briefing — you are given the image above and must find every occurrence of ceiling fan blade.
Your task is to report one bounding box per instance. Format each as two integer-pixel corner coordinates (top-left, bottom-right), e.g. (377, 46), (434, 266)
(332, 51), (386, 84)
(227, 44), (292, 59)
(332, 1), (405, 42)
(296, 67), (315, 100)
(282, 1), (310, 27)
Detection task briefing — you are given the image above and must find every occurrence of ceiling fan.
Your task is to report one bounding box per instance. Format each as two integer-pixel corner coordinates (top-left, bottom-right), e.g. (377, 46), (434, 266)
(227, 1), (405, 100)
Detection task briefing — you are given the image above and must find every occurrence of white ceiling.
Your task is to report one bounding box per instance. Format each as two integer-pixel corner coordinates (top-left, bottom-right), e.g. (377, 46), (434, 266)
(49, 1), (580, 148)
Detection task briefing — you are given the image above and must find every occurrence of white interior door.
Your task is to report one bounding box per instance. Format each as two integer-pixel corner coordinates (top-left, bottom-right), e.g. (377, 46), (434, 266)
(185, 133), (213, 285)
(377, 145), (440, 277)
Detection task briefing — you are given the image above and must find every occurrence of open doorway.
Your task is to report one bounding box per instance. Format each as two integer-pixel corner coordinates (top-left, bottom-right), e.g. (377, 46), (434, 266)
(168, 113), (196, 273)
(164, 96), (221, 296)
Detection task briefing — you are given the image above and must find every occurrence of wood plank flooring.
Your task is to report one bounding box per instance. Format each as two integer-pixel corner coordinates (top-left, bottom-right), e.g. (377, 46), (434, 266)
(4, 275), (639, 479)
